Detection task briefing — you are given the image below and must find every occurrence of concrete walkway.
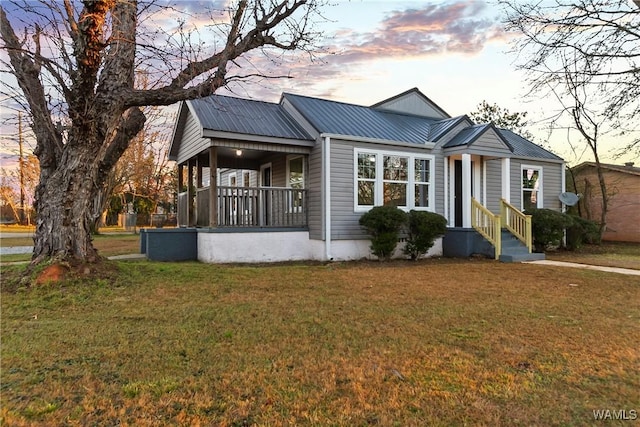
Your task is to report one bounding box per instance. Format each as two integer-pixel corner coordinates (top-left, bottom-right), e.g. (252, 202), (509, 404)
(1, 246), (33, 255)
(524, 260), (640, 276)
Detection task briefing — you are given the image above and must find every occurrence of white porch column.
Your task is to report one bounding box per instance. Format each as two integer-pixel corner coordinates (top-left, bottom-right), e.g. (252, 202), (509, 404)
(462, 153), (472, 228)
(443, 157), (449, 223)
(323, 136), (332, 260)
(501, 157), (511, 203)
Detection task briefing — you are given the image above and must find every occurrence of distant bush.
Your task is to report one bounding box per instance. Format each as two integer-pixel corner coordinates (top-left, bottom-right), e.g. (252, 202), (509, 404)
(525, 208), (574, 252)
(404, 210), (448, 260)
(566, 215), (601, 250)
(358, 206), (407, 260)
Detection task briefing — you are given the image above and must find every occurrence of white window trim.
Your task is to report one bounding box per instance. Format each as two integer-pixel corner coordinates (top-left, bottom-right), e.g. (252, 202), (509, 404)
(521, 164), (543, 210)
(228, 171), (237, 187)
(354, 148), (435, 212)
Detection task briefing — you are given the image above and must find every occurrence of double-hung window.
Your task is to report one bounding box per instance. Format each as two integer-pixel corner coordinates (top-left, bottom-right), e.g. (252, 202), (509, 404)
(355, 149), (434, 211)
(383, 155), (409, 207)
(521, 166), (542, 211)
(357, 152), (376, 207)
(414, 158), (430, 208)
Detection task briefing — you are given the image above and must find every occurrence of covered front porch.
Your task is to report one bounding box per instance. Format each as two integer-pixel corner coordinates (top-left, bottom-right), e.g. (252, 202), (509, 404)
(176, 146), (310, 229)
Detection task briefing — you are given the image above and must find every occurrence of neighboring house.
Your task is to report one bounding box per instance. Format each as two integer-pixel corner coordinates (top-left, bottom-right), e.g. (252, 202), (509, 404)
(570, 161), (640, 243)
(147, 88), (565, 263)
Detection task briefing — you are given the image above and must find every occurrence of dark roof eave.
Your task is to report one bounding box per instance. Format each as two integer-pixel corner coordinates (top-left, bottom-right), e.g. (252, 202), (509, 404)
(202, 129), (315, 147)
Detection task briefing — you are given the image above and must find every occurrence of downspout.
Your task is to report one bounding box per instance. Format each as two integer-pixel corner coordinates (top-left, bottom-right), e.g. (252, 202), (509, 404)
(561, 161), (567, 247)
(323, 135), (332, 260)
(561, 162), (567, 213)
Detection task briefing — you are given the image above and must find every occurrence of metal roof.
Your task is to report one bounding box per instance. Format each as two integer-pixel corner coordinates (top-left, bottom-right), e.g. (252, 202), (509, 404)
(442, 124), (492, 148)
(188, 95), (312, 141)
(178, 92), (563, 163)
(283, 93), (435, 144)
(498, 128), (563, 161)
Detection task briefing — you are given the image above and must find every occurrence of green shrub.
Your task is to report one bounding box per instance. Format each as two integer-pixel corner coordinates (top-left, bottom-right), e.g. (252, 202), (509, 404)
(566, 215), (601, 250)
(358, 205), (407, 260)
(525, 208), (574, 252)
(404, 210), (448, 260)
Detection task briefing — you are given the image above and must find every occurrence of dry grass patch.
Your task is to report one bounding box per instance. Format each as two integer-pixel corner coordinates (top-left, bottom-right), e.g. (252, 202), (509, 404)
(1, 259), (639, 426)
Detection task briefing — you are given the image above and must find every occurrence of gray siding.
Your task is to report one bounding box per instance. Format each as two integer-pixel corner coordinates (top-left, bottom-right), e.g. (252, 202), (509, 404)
(470, 132), (510, 156)
(442, 131), (512, 158)
(431, 146), (446, 216)
(375, 93), (448, 119)
(510, 159), (564, 211)
(485, 159), (503, 214)
(219, 169), (258, 187)
(308, 139), (323, 240)
(176, 112), (210, 165)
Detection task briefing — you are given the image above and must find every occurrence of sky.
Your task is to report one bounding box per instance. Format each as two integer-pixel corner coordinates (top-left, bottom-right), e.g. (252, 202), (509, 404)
(1, 0), (638, 171)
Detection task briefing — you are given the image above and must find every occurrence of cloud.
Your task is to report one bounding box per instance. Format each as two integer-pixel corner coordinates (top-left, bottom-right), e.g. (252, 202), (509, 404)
(332, 2), (505, 63)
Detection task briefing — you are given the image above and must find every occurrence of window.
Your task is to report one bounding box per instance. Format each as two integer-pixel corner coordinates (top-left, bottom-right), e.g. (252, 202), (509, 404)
(522, 166), (542, 211)
(414, 158), (430, 208)
(357, 152), (376, 206)
(287, 155), (305, 212)
(383, 155), (408, 207)
(243, 171), (251, 187)
(355, 149), (434, 211)
(288, 156), (304, 189)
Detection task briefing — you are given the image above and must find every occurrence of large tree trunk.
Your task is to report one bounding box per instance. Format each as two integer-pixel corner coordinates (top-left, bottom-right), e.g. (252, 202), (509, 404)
(30, 108), (146, 267)
(32, 143), (102, 265)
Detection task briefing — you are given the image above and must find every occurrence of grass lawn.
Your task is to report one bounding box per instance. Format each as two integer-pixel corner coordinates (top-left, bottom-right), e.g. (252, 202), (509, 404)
(1, 259), (639, 426)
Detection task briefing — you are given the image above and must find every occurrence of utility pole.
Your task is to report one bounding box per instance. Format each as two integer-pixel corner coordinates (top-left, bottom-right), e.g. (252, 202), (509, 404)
(18, 111), (26, 225)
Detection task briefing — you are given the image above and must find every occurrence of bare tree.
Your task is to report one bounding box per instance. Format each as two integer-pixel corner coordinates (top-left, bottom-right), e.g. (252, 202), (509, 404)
(500, 0), (640, 156)
(501, 0), (640, 238)
(0, 0), (323, 268)
(562, 59), (609, 236)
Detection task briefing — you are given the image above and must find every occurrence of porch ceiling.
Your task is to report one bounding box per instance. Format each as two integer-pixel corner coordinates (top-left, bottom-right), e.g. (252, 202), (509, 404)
(194, 146), (301, 170)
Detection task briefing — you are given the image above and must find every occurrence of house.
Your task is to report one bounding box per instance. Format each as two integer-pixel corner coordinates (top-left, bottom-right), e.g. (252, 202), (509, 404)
(144, 88), (565, 263)
(570, 161), (640, 243)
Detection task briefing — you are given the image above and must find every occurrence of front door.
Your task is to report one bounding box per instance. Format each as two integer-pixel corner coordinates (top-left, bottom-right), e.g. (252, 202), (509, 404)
(454, 160), (463, 227)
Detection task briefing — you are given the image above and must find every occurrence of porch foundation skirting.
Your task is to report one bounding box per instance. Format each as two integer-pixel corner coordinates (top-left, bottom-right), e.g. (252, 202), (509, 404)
(142, 228), (444, 263)
(442, 228), (495, 259)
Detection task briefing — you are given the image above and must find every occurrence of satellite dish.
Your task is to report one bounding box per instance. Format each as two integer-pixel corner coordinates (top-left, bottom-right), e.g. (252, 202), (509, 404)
(559, 192), (580, 206)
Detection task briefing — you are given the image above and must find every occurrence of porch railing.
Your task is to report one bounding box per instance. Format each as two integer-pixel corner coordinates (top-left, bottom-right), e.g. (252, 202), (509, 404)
(178, 186), (308, 228)
(500, 198), (532, 252)
(471, 198), (501, 260)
